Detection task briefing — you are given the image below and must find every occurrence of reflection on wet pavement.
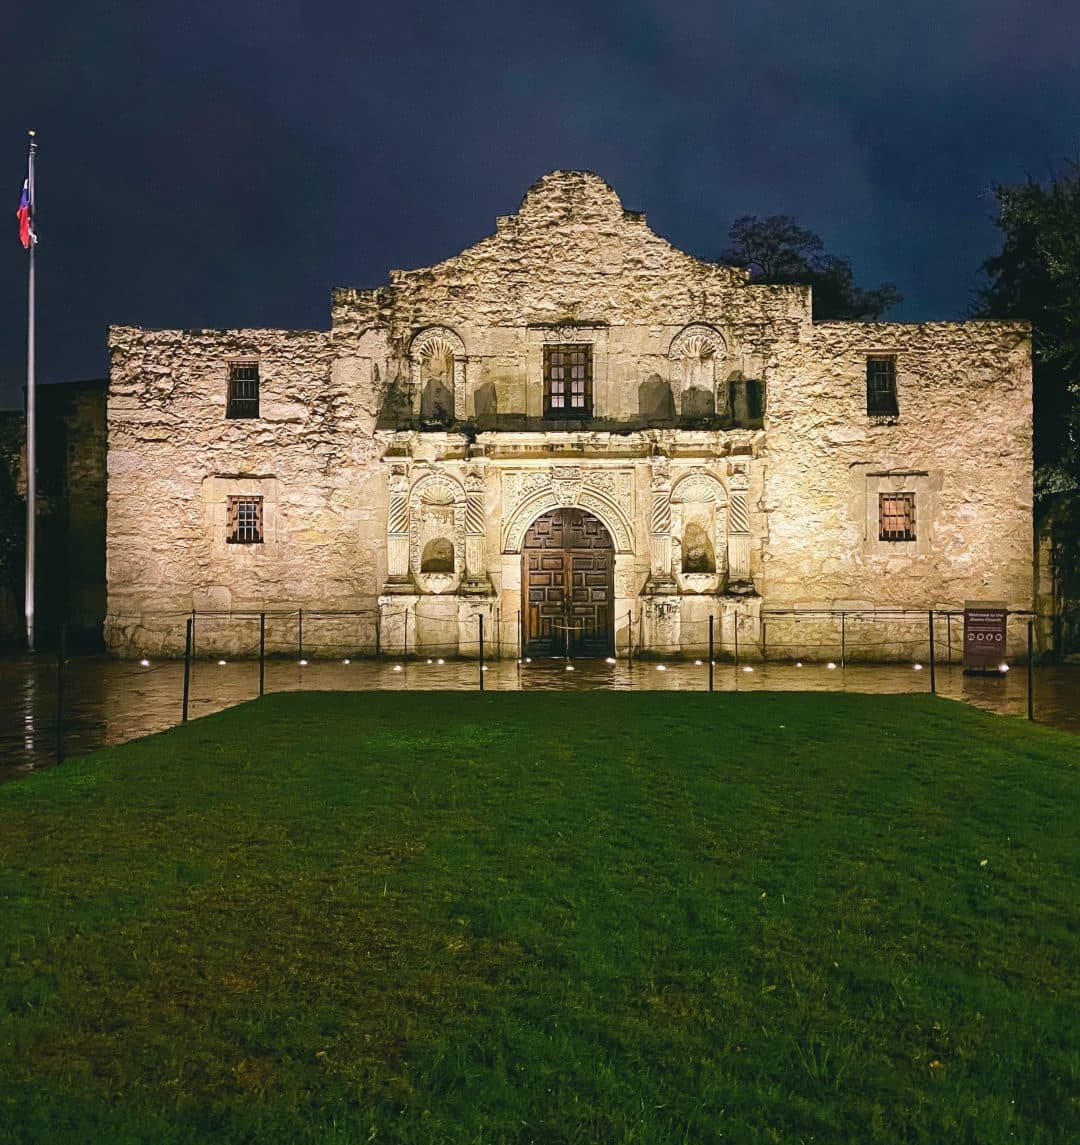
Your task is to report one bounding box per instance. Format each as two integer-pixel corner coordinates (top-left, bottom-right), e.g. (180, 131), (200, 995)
(2, 653), (1078, 781)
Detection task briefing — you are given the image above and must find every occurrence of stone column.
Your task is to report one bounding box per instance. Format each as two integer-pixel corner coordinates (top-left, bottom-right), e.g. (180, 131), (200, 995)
(384, 463), (413, 593)
(648, 458), (675, 591)
(727, 464), (751, 583)
(462, 468), (491, 590)
(453, 356), (467, 420)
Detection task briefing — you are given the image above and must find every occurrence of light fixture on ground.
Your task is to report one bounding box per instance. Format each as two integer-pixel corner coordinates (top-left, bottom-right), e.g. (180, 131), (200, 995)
(140, 658), (150, 667)
(742, 665), (754, 673)
(795, 661), (803, 668)
(437, 658), (445, 665)
(392, 664), (403, 672)
(565, 664), (574, 671)
(694, 659), (702, 666)
(342, 658), (350, 664)
(217, 659), (227, 666)
(999, 662), (1010, 673)
(605, 656), (616, 665)
(656, 664), (666, 671)
(913, 663), (923, 671)
(299, 659), (308, 666)
(827, 662), (836, 670)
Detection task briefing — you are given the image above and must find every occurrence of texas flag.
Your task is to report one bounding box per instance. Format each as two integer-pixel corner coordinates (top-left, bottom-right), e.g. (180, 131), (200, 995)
(16, 178), (32, 249)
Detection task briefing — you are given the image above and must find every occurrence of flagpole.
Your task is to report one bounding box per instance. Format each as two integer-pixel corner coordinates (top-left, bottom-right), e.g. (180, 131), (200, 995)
(24, 130), (36, 652)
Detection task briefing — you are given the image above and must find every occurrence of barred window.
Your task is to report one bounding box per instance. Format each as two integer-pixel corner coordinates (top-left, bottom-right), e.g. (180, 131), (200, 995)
(866, 355), (899, 418)
(226, 361), (260, 419)
(544, 344), (592, 418)
(226, 496), (264, 544)
(879, 492), (915, 542)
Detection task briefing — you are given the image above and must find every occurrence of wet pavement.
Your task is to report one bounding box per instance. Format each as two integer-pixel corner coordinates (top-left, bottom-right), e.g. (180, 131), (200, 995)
(2, 652), (1078, 783)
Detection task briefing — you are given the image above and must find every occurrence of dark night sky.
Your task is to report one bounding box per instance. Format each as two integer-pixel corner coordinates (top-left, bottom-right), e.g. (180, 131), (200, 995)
(2, 0), (1079, 409)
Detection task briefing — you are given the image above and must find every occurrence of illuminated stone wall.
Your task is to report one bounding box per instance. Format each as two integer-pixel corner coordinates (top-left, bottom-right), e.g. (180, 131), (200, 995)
(105, 171), (1033, 658)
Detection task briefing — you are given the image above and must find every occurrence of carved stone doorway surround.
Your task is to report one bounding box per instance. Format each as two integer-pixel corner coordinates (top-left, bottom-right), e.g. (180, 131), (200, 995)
(500, 465), (636, 659)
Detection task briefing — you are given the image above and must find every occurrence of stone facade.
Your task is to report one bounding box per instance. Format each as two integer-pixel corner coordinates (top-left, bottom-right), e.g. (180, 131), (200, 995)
(105, 171), (1034, 659)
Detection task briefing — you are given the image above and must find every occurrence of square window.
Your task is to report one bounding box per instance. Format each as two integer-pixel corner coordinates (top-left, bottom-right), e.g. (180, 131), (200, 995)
(544, 344), (592, 418)
(866, 355), (899, 418)
(226, 496), (263, 544)
(879, 492), (915, 542)
(227, 362), (260, 419)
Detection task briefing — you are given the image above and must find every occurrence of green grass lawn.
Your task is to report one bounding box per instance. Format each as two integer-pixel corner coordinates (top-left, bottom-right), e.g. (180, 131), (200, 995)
(1, 692), (1077, 1144)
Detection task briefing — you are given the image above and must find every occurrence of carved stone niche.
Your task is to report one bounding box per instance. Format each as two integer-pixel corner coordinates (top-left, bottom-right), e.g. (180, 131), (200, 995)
(409, 472), (465, 593)
(669, 324), (728, 419)
(409, 326), (467, 424)
(670, 470), (728, 594)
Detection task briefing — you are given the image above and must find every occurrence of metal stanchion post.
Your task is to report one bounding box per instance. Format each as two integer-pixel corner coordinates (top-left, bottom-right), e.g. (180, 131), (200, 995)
(182, 618), (193, 723)
(1027, 619), (1034, 721)
(517, 609), (522, 661)
(55, 624), (65, 764)
(478, 613), (485, 691)
(708, 615), (714, 692)
(928, 610), (936, 694)
(298, 608), (303, 661)
(259, 612), (266, 696)
(734, 612), (739, 667)
(947, 612), (953, 665)
(841, 612), (846, 668)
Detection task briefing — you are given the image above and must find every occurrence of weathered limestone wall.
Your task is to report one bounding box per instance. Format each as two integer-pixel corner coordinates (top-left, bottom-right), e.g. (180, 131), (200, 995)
(106, 327), (384, 652)
(762, 321), (1033, 653)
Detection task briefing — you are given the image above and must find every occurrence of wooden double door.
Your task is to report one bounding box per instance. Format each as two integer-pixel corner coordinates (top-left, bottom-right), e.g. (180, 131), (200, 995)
(522, 508), (614, 657)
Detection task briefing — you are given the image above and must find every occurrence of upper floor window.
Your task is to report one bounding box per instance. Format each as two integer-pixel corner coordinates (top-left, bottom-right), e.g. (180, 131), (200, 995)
(227, 361), (260, 419)
(544, 344), (592, 418)
(866, 355), (898, 419)
(226, 495), (263, 544)
(879, 492), (915, 542)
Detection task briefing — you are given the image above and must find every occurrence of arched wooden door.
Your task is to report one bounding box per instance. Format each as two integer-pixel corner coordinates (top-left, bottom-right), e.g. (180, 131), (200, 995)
(522, 508), (614, 657)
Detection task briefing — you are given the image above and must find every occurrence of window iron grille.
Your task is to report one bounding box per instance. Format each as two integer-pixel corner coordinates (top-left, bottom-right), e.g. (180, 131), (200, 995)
(227, 496), (264, 544)
(227, 362), (260, 419)
(866, 355), (899, 418)
(879, 492), (915, 541)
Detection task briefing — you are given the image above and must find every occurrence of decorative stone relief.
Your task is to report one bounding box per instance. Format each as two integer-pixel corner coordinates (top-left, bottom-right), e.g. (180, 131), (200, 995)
(408, 471), (465, 592)
(463, 467), (490, 585)
(648, 458), (673, 583)
(385, 462), (412, 587)
(727, 462), (751, 583)
(669, 323), (727, 416)
(409, 326), (467, 420)
(501, 467), (633, 552)
(670, 468), (729, 591)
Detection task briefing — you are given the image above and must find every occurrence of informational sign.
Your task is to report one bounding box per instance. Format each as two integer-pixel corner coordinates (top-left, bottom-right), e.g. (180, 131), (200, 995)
(963, 600), (1008, 669)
